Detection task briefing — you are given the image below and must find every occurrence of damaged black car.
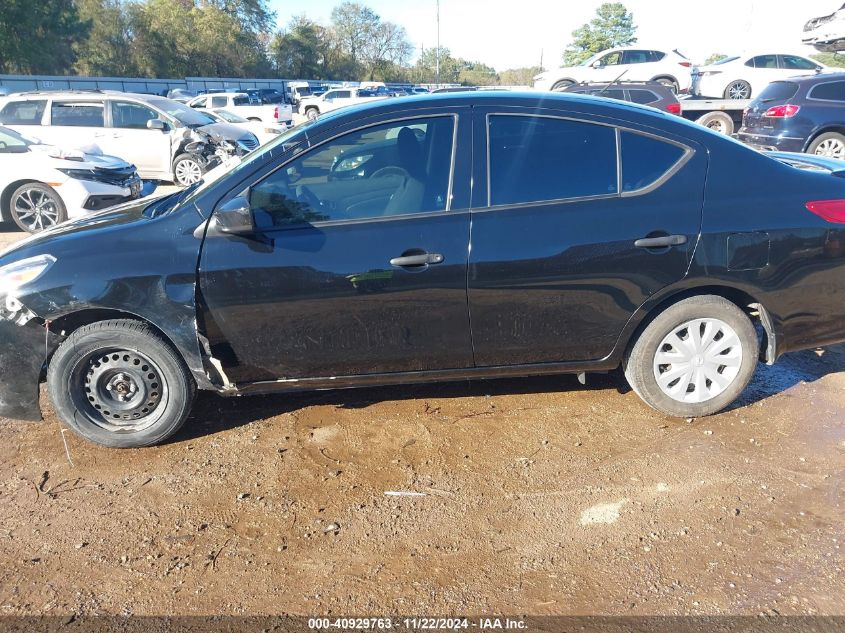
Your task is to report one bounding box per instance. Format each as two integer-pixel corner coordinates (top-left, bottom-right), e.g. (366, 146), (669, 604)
(4, 92), (845, 448)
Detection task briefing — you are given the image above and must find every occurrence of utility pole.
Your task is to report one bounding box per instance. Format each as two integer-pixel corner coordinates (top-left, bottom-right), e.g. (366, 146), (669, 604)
(435, 0), (440, 86)
(540, 48), (544, 72)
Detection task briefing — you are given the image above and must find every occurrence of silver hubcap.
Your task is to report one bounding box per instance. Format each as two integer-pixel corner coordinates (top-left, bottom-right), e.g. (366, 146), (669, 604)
(307, 110), (318, 120)
(13, 188), (60, 232)
(815, 138), (845, 159)
(707, 119), (728, 134)
(175, 159), (202, 185)
(653, 318), (743, 404)
(728, 82), (750, 99)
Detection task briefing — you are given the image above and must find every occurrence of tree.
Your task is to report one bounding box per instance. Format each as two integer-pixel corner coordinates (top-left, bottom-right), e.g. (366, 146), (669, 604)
(499, 67), (542, 87)
(458, 61), (498, 86)
(562, 2), (636, 66)
(704, 53), (728, 65)
(270, 16), (327, 78)
(74, 0), (138, 76)
(410, 47), (461, 84)
(812, 52), (845, 68)
(0, 0), (88, 74)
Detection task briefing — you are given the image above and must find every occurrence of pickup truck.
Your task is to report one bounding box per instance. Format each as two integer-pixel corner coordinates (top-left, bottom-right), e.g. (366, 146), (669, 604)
(298, 88), (388, 121)
(186, 92), (293, 127)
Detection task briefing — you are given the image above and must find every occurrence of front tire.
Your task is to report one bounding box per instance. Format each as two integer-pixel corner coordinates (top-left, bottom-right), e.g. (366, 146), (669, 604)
(305, 107), (319, 121)
(624, 296), (758, 418)
(9, 183), (67, 233)
(173, 153), (203, 187)
(47, 319), (196, 448)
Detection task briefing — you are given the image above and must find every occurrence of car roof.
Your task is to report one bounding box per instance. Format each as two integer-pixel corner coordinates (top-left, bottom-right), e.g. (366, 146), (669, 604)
(772, 71), (845, 86)
(4, 90), (166, 102)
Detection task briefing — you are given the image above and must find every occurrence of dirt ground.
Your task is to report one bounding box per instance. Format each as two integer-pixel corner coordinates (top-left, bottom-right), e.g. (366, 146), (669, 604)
(0, 224), (843, 619)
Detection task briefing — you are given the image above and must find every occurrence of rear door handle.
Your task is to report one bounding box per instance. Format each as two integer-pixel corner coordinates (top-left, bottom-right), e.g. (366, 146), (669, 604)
(389, 252), (444, 267)
(634, 235), (688, 249)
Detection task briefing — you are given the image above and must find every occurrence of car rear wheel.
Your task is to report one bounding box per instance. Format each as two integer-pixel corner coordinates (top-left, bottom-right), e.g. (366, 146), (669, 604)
(695, 111), (734, 135)
(724, 80), (751, 100)
(654, 77), (679, 94)
(305, 107), (319, 121)
(551, 80), (575, 91)
(47, 319), (196, 448)
(808, 132), (845, 159)
(9, 183), (67, 233)
(624, 296), (758, 418)
(173, 154), (203, 187)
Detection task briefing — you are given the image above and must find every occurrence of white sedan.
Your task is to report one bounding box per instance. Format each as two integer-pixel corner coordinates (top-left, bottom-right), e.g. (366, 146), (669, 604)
(199, 109), (286, 145)
(0, 126), (146, 233)
(694, 53), (826, 99)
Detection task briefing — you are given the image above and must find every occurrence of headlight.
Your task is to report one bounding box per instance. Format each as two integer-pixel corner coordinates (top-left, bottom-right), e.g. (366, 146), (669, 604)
(0, 255), (56, 294)
(57, 168), (99, 181)
(334, 154), (373, 172)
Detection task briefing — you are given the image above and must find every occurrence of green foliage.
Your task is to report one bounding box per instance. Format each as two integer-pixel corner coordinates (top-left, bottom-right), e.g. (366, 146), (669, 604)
(499, 67), (542, 87)
(812, 53), (845, 68)
(73, 0), (136, 76)
(562, 2), (636, 67)
(704, 53), (728, 65)
(0, 0), (89, 74)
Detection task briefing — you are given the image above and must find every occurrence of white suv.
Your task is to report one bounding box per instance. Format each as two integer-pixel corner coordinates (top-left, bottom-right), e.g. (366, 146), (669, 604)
(0, 91), (259, 182)
(533, 47), (693, 94)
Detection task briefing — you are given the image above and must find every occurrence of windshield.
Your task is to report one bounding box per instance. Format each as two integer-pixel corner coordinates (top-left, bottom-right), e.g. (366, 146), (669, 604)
(214, 109), (248, 123)
(147, 98), (216, 128)
(579, 52), (604, 66)
(713, 56), (739, 65)
(0, 126), (31, 153)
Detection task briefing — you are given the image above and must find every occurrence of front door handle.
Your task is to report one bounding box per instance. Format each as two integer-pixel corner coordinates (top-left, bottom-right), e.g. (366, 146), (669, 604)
(634, 234), (688, 249)
(389, 252), (444, 267)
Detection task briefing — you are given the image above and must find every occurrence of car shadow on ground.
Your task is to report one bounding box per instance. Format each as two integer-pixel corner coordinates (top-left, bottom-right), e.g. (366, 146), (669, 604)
(171, 344), (845, 443)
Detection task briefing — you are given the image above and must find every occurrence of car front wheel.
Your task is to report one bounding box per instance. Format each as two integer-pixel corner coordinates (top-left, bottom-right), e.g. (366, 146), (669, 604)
(9, 183), (67, 233)
(305, 107), (319, 121)
(173, 154), (203, 187)
(624, 296), (758, 418)
(47, 319), (196, 448)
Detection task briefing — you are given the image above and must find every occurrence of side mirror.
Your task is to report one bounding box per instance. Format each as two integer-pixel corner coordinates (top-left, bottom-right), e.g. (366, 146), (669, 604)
(147, 118), (167, 131)
(214, 195), (254, 235)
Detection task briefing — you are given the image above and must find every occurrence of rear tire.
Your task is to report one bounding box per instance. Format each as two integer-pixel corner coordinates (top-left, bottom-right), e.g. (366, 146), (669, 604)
(654, 77), (679, 94)
(695, 111), (735, 136)
(47, 319), (196, 448)
(723, 79), (751, 100)
(624, 296), (758, 418)
(551, 80), (575, 91)
(807, 132), (845, 159)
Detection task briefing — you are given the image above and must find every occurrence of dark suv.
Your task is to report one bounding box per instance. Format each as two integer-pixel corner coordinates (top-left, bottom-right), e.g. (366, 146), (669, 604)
(562, 82), (681, 114)
(737, 72), (845, 157)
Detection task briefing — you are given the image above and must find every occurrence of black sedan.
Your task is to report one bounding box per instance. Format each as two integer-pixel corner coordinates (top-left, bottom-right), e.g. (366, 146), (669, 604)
(2, 92), (845, 448)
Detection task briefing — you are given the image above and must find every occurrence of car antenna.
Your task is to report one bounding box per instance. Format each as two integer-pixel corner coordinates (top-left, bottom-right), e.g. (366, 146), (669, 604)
(596, 69), (628, 97)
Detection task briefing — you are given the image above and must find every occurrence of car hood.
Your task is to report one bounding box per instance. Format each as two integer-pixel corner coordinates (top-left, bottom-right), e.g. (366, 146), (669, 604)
(26, 144), (134, 171)
(197, 122), (256, 142)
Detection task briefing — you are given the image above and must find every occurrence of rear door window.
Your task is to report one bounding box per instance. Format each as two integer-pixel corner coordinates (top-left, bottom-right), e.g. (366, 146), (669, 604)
(50, 101), (105, 127)
(0, 100), (47, 125)
(620, 131), (686, 192)
(488, 115), (618, 206)
(809, 81), (845, 101)
(622, 50), (652, 65)
(748, 55), (778, 69)
(231, 95), (249, 106)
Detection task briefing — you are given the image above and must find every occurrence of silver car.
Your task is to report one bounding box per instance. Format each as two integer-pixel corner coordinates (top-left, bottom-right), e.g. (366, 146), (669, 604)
(0, 91), (259, 183)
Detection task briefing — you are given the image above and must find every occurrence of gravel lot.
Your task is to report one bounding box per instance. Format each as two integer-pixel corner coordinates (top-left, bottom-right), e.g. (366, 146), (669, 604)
(0, 221), (843, 618)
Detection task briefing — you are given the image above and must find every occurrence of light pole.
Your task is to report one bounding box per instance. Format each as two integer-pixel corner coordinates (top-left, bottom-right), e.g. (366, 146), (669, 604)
(435, 0), (440, 86)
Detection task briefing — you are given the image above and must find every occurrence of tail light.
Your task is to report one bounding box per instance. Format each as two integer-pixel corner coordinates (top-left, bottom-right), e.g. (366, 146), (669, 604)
(678, 61), (692, 68)
(763, 104), (800, 118)
(273, 106), (279, 119)
(666, 102), (682, 115)
(806, 200), (845, 223)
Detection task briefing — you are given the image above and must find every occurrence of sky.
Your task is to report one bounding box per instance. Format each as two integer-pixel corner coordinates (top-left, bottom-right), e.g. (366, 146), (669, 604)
(267, 0), (843, 70)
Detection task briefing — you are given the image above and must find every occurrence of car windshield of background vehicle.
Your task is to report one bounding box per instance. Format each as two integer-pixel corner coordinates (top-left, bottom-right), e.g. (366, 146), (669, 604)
(0, 100), (47, 125)
(0, 126), (30, 152)
(148, 98), (215, 128)
(713, 56), (740, 65)
(488, 115), (618, 206)
(248, 116), (455, 227)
